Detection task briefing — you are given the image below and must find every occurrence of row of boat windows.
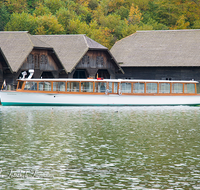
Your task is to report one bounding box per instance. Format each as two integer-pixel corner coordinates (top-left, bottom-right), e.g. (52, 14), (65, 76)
(21, 81), (196, 94)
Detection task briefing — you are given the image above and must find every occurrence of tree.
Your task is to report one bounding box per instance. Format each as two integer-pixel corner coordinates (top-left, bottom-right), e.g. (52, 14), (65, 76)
(33, 3), (51, 16)
(35, 14), (65, 35)
(5, 0), (28, 13)
(172, 15), (190, 29)
(43, 0), (65, 15)
(193, 20), (200, 29)
(128, 3), (143, 24)
(87, 21), (114, 49)
(56, 7), (76, 33)
(0, 4), (10, 31)
(5, 12), (37, 33)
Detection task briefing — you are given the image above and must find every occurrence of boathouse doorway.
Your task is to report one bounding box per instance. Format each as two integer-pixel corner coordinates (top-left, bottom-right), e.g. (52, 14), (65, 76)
(73, 69), (88, 78)
(95, 69), (110, 79)
(41, 71), (54, 78)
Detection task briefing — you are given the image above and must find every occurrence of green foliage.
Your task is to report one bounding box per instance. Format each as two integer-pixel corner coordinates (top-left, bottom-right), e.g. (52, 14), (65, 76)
(33, 3), (51, 16)
(1, 0), (200, 48)
(5, 12), (37, 33)
(35, 14), (65, 34)
(43, 0), (65, 14)
(5, 0), (28, 13)
(0, 4), (10, 31)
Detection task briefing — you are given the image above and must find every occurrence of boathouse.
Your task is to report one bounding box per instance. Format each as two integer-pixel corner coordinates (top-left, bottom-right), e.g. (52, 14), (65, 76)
(110, 29), (200, 81)
(0, 32), (123, 88)
(0, 31), (64, 89)
(35, 35), (123, 79)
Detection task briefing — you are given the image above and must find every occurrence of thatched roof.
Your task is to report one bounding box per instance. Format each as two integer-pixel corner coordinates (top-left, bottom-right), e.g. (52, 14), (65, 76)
(35, 34), (111, 73)
(110, 29), (200, 67)
(0, 31), (52, 72)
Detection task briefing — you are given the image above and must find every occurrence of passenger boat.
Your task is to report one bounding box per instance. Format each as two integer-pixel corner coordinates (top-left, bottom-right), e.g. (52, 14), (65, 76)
(1, 76), (200, 106)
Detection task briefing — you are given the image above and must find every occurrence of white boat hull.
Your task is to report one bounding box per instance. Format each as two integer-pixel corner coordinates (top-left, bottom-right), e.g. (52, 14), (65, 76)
(1, 91), (200, 106)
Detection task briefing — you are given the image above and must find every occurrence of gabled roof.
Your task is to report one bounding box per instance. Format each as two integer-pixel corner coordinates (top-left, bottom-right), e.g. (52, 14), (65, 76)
(0, 31), (52, 72)
(35, 34), (109, 73)
(110, 29), (200, 67)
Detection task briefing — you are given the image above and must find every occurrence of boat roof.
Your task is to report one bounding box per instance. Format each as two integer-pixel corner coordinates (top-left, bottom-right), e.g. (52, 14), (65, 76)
(17, 78), (199, 83)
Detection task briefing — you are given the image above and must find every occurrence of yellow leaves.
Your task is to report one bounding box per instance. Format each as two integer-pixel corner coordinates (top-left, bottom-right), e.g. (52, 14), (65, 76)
(108, 0), (125, 12)
(128, 3), (143, 24)
(75, 0), (89, 7)
(35, 14), (64, 35)
(171, 15), (190, 29)
(33, 3), (51, 16)
(5, 0), (27, 13)
(88, 26), (114, 49)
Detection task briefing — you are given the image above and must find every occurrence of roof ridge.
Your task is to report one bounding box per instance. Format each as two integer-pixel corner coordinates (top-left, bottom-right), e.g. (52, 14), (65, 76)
(34, 34), (86, 37)
(83, 34), (89, 49)
(26, 32), (34, 47)
(136, 29), (200, 33)
(113, 32), (137, 45)
(0, 31), (29, 33)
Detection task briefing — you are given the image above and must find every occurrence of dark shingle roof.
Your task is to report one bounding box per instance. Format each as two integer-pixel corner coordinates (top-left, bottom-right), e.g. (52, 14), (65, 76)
(35, 34), (107, 72)
(0, 31), (52, 72)
(110, 29), (200, 67)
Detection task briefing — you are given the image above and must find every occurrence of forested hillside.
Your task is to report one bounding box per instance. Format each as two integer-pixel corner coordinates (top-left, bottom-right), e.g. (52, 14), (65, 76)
(0, 0), (200, 49)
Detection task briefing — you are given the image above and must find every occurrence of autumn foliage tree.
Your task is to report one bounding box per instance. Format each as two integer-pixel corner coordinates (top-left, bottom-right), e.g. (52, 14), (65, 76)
(1, 0), (200, 48)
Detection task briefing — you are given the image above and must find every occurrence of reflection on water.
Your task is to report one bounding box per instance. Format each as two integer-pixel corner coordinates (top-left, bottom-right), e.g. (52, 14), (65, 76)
(0, 106), (200, 189)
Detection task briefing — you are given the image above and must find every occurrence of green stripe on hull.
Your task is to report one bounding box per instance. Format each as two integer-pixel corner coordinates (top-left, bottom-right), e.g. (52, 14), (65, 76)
(1, 102), (200, 106)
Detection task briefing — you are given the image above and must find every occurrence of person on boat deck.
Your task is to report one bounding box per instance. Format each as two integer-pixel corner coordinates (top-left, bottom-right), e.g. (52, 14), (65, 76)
(100, 83), (106, 92)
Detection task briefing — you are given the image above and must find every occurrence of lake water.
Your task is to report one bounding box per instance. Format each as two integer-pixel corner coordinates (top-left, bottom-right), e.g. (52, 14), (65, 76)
(0, 106), (200, 189)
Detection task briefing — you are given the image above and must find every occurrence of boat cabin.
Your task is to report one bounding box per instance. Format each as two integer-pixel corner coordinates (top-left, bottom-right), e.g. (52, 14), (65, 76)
(16, 79), (200, 96)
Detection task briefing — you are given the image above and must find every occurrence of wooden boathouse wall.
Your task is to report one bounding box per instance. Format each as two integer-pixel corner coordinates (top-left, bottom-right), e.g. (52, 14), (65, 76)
(19, 49), (65, 79)
(1, 49), (66, 89)
(68, 50), (119, 79)
(116, 67), (200, 81)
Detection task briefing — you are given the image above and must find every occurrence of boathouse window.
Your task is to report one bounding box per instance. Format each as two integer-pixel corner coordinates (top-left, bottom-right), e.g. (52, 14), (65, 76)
(121, 83), (132, 93)
(24, 81), (37, 91)
(146, 83), (157, 93)
(133, 83), (144, 93)
(95, 82), (106, 93)
(67, 82), (79, 92)
(159, 83), (170, 93)
(81, 82), (93, 92)
(53, 82), (65, 92)
(39, 82), (51, 91)
(172, 83), (183, 93)
(184, 83), (195, 93)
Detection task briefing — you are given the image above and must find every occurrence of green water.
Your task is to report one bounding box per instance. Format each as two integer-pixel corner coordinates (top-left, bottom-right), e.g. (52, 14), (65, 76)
(0, 106), (200, 189)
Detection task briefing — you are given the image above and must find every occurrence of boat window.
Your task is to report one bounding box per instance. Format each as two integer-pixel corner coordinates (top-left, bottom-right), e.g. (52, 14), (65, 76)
(17, 81), (24, 89)
(197, 83), (200, 94)
(159, 83), (170, 93)
(95, 82), (106, 93)
(146, 83), (158, 93)
(24, 81), (37, 91)
(39, 82), (51, 91)
(114, 82), (118, 93)
(146, 83), (157, 93)
(53, 82), (66, 92)
(121, 83), (132, 93)
(172, 83), (183, 93)
(81, 82), (93, 92)
(108, 82), (112, 93)
(184, 83), (195, 93)
(133, 83), (144, 93)
(67, 82), (79, 92)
